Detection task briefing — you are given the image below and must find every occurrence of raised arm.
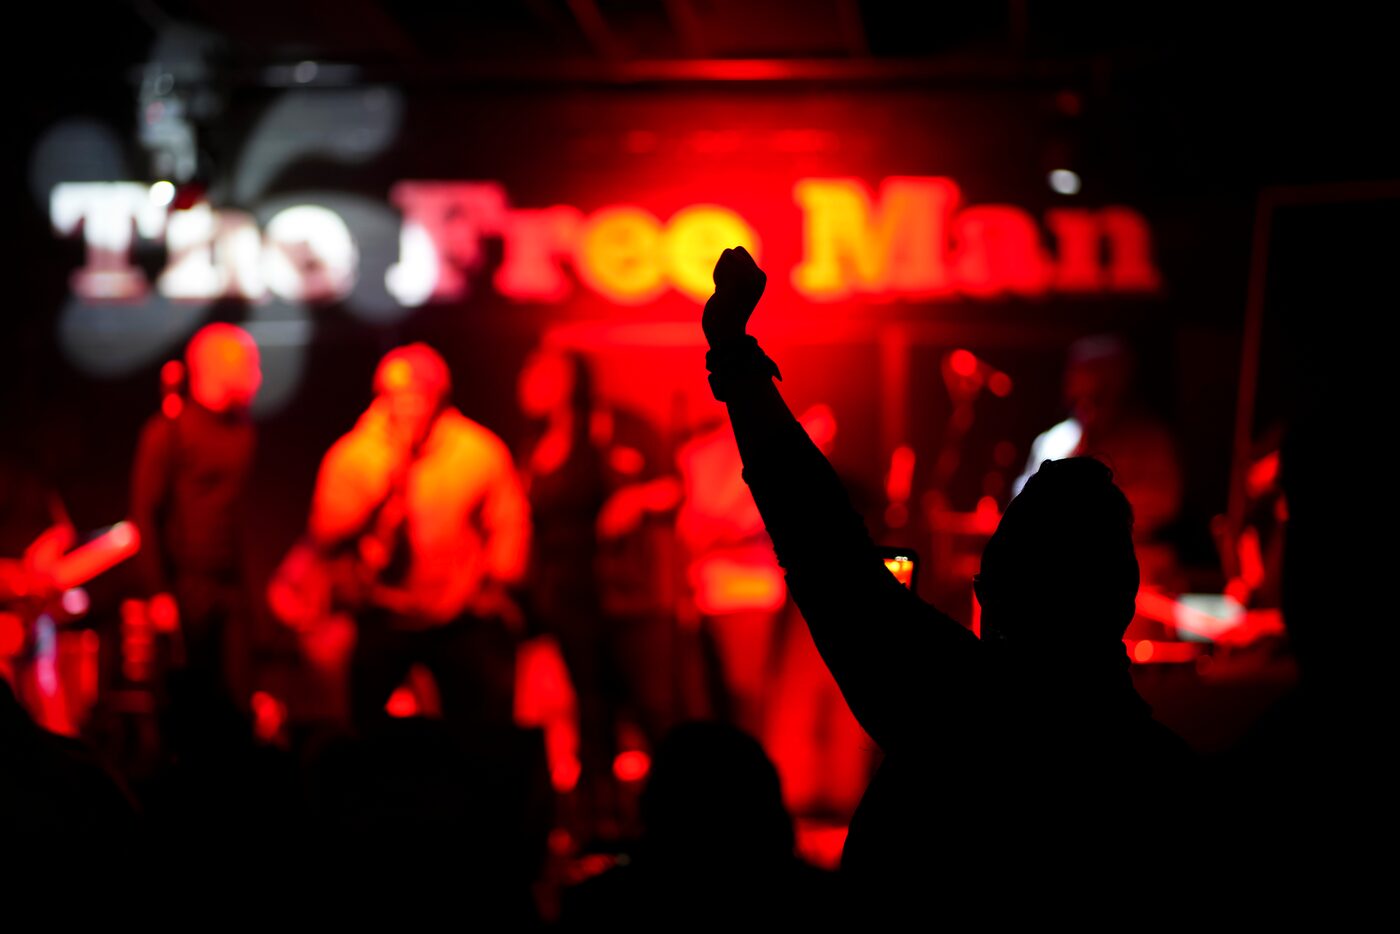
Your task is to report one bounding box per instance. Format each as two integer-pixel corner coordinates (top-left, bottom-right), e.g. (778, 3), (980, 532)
(703, 248), (981, 750)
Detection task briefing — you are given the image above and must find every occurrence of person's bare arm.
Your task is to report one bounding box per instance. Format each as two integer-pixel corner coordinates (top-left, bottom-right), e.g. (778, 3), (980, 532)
(703, 248), (981, 750)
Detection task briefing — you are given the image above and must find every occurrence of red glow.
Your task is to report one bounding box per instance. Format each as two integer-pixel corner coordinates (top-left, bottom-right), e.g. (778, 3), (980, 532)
(694, 560), (786, 615)
(885, 444), (916, 502)
(952, 206), (1048, 296)
(1100, 208), (1162, 290)
(624, 130), (658, 154)
(548, 828), (574, 855)
(988, 372), (1014, 397)
(1133, 640), (1155, 663)
(52, 521), (140, 591)
(120, 599), (153, 683)
(385, 685), (419, 718)
(55, 177), (1158, 309)
(1247, 451), (1281, 496)
(976, 496), (1000, 521)
(514, 636), (581, 793)
(0, 613), (23, 657)
(1046, 207), (1161, 292)
(186, 323), (261, 413)
(794, 821), (849, 871)
(148, 592), (179, 633)
(609, 445), (645, 477)
(250, 690), (287, 743)
(613, 750), (651, 783)
(552, 759), (582, 793)
(950, 349), (978, 378)
(495, 206), (584, 301)
(161, 395), (183, 419)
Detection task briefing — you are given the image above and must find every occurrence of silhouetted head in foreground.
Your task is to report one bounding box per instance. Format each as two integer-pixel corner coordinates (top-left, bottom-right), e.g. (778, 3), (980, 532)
(640, 721), (793, 867)
(977, 457), (1138, 662)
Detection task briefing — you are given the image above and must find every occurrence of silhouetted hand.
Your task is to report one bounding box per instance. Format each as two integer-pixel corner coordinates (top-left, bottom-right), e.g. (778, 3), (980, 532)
(702, 246), (767, 346)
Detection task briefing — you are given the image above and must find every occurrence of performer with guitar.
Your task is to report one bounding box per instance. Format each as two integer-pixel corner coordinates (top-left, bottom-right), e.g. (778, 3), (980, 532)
(306, 344), (531, 733)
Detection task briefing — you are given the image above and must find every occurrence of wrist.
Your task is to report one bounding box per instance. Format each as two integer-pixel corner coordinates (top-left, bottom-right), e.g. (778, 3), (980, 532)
(705, 336), (782, 402)
(704, 327), (748, 350)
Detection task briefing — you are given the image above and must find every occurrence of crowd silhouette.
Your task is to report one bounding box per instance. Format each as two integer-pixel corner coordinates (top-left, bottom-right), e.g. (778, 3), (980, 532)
(2, 245), (1350, 918)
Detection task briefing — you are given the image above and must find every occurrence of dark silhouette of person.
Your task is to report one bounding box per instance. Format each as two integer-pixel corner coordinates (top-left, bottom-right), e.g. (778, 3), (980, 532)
(130, 323), (262, 709)
(1, 676), (136, 826)
(699, 247), (1194, 907)
(1224, 382), (1375, 853)
(138, 668), (300, 833)
(561, 721), (835, 928)
(517, 347), (615, 838)
(304, 716), (552, 924)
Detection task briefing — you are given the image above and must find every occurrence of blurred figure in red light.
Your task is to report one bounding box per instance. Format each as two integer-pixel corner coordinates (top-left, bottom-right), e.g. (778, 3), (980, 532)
(308, 343), (530, 733)
(518, 346), (610, 831)
(186, 323), (263, 413)
(130, 322), (261, 709)
(518, 345), (681, 841)
(1014, 335), (1182, 584)
(677, 404), (837, 741)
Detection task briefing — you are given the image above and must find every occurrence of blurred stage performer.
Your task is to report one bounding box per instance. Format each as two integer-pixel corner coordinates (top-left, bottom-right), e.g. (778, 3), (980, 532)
(1014, 335), (1182, 584)
(676, 404), (839, 742)
(308, 343), (530, 733)
(130, 322), (261, 708)
(517, 346), (681, 836)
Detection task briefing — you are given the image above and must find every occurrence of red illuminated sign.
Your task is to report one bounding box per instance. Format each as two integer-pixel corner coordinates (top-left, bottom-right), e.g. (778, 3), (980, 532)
(51, 177), (1159, 307)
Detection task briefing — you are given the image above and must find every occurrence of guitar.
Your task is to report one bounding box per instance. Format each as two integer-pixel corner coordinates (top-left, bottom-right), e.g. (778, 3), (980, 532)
(1, 520), (142, 654)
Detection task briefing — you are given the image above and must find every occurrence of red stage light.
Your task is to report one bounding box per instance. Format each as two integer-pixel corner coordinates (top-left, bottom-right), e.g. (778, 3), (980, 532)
(950, 349), (979, 378)
(386, 685), (419, 718)
(250, 690), (287, 743)
(613, 750), (651, 783)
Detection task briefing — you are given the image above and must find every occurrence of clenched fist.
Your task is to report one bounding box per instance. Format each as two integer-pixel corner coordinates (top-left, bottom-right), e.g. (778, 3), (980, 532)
(702, 246), (767, 345)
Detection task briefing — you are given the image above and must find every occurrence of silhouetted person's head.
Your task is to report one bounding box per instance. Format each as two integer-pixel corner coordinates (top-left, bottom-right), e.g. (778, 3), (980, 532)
(374, 343), (451, 453)
(976, 457), (1139, 659)
(640, 722), (794, 866)
(186, 323), (261, 413)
